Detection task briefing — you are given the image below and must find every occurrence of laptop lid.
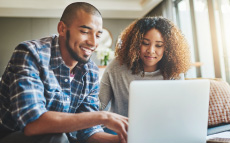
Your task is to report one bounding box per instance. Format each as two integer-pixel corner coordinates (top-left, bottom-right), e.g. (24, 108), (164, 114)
(128, 80), (210, 143)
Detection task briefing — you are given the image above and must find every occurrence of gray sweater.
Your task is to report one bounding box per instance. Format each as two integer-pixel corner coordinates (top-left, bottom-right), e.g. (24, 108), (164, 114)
(99, 59), (184, 117)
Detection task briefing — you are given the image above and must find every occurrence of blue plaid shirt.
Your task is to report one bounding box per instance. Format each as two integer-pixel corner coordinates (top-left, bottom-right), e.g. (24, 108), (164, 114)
(0, 35), (103, 142)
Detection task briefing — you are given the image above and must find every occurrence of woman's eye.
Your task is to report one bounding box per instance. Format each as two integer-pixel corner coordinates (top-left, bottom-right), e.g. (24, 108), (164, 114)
(156, 45), (163, 47)
(142, 42), (149, 45)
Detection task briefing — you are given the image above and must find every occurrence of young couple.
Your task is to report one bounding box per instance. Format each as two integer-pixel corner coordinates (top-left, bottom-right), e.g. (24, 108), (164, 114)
(0, 2), (190, 143)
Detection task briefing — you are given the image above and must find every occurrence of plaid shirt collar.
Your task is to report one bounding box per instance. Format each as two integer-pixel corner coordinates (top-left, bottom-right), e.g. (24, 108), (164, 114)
(50, 35), (65, 69)
(49, 35), (89, 74)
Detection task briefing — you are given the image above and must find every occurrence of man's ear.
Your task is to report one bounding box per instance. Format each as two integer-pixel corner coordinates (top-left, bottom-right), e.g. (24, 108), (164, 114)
(58, 21), (66, 36)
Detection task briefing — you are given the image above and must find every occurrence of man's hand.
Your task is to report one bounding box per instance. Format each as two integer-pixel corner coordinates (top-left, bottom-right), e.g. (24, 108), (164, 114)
(87, 111), (128, 143)
(102, 111), (128, 143)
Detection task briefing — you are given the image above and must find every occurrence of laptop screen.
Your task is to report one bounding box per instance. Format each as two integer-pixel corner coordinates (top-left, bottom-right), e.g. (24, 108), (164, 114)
(128, 80), (210, 143)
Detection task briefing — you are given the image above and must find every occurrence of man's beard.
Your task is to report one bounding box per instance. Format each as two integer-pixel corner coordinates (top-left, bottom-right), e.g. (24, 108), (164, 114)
(66, 30), (90, 64)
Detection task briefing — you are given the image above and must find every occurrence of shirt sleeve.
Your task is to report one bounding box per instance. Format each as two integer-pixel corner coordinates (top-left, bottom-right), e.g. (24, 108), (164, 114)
(8, 44), (47, 130)
(76, 75), (104, 142)
(99, 68), (113, 110)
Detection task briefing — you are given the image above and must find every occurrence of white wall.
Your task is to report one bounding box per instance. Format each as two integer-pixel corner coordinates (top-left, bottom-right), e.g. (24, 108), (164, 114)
(0, 17), (134, 76)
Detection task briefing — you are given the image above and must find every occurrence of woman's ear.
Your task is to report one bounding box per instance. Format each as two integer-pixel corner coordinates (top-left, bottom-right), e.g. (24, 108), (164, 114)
(57, 21), (66, 36)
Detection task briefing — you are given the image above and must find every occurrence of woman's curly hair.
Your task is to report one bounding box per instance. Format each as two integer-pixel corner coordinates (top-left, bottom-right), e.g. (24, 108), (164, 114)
(115, 16), (191, 79)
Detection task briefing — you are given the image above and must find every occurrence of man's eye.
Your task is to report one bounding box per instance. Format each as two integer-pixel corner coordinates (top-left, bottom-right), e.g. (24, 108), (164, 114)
(80, 30), (88, 34)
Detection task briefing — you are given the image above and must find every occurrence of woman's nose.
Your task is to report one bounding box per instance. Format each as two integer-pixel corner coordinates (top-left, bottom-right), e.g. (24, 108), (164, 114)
(147, 46), (156, 54)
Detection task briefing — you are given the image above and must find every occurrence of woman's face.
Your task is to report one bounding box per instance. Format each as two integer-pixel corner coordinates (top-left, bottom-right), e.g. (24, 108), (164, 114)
(140, 28), (165, 72)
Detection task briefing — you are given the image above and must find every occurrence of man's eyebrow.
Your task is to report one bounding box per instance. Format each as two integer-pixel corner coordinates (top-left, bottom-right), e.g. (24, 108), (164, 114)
(79, 25), (103, 33)
(80, 25), (92, 30)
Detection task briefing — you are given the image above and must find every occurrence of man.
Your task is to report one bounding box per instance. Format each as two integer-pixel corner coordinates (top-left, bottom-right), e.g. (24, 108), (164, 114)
(0, 2), (128, 143)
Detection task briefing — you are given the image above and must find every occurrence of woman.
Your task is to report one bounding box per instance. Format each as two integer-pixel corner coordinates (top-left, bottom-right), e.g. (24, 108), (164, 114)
(99, 16), (191, 134)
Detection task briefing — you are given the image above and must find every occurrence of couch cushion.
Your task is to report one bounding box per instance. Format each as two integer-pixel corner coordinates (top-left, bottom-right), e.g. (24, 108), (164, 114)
(208, 80), (230, 127)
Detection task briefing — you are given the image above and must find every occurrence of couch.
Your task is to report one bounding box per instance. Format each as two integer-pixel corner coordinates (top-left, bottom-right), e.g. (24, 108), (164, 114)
(186, 78), (230, 135)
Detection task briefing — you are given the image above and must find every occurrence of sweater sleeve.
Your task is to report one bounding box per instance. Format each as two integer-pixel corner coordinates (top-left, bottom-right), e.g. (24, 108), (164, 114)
(98, 65), (114, 111)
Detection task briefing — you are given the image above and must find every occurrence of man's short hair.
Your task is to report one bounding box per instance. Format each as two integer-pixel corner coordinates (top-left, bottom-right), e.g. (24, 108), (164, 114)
(60, 2), (102, 27)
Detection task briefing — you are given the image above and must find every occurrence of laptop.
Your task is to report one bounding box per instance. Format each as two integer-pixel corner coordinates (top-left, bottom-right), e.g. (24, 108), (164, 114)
(128, 80), (210, 143)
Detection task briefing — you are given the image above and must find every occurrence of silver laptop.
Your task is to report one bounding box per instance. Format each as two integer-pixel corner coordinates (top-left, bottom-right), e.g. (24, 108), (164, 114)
(128, 80), (210, 143)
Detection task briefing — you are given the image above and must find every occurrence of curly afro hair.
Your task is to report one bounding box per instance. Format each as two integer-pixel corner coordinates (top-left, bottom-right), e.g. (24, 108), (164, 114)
(115, 16), (191, 79)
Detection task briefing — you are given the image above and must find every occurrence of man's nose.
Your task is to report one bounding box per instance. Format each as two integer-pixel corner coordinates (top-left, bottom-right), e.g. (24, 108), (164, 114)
(87, 35), (97, 47)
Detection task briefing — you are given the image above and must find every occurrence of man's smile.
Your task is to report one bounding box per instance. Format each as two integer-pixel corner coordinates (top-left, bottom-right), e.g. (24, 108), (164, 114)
(80, 46), (96, 56)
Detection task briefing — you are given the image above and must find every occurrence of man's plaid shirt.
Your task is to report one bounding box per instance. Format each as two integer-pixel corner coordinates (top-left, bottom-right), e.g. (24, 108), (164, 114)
(0, 35), (103, 142)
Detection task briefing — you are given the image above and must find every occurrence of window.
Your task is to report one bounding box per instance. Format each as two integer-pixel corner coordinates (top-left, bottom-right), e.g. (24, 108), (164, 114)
(175, 0), (197, 78)
(214, 0), (230, 82)
(193, 0), (215, 78)
(174, 0), (230, 82)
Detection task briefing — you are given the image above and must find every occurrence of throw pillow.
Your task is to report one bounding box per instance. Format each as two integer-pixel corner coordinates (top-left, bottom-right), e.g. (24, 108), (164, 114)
(208, 79), (230, 127)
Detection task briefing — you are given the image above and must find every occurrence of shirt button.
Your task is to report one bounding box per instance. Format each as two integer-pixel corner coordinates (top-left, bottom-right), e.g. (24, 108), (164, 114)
(67, 97), (70, 101)
(64, 79), (68, 82)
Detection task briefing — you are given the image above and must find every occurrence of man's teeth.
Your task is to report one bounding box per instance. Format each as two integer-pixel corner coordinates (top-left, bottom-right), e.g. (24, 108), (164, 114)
(82, 47), (92, 52)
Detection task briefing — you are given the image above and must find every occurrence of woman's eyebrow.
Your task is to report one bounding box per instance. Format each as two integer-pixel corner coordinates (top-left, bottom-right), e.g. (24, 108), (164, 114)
(156, 41), (164, 43)
(143, 38), (164, 43)
(143, 38), (150, 41)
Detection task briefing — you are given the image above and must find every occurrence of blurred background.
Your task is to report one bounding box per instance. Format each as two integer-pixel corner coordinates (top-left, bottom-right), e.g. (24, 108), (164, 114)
(0, 0), (229, 82)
